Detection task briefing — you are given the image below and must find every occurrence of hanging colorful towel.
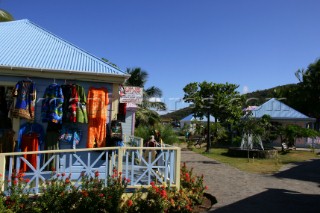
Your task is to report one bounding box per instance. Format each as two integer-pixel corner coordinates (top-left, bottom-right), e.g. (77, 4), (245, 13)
(58, 126), (82, 149)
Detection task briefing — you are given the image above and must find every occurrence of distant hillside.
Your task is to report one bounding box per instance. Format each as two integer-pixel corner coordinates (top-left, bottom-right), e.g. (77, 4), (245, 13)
(160, 83), (298, 121)
(243, 83), (297, 106)
(160, 107), (193, 121)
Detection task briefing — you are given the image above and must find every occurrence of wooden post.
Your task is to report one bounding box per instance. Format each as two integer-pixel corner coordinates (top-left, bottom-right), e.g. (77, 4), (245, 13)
(175, 148), (181, 190)
(117, 147), (123, 177)
(111, 84), (120, 121)
(0, 154), (6, 191)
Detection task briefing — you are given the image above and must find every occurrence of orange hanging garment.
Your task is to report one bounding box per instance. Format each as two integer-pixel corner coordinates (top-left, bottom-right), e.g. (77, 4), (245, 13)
(86, 87), (109, 148)
(20, 133), (39, 172)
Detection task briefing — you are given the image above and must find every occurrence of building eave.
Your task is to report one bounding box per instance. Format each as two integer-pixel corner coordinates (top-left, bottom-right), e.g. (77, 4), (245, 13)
(0, 65), (130, 84)
(269, 117), (316, 122)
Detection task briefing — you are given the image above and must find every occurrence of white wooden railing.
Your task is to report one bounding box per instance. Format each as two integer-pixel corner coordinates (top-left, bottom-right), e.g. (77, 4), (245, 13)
(0, 137), (181, 194)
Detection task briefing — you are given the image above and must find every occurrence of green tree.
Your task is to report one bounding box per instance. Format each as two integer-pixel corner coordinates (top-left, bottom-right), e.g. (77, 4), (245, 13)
(294, 59), (320, 130)
(183, 81), (243, 152)
(125, 67), (166, 126)
(0, 9), (13, 22)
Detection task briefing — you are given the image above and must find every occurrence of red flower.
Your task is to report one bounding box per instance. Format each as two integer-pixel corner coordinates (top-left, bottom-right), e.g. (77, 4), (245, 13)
(205, 186), (208, 190)
(186, 204), (193, 211)
(99, 193), (104, 197)
(65, 178), (70, 184)
(127, 199), (133, 207)
(160, 189), (167, 198)
(170, 198), (175, 205)
(150, 181), (155, 186)
(62, 172), (66, 177)
(25, 178), (30, 183)
(185, 173), (190, 182)
(81, 190), (89, 197)
(95, 171), (99, 177)
(13, 180), (18, 185)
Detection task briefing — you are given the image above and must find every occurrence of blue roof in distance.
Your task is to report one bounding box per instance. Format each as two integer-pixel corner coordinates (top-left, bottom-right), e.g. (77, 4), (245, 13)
(251, 98), (314, 120)
(181, 114), (215, 122)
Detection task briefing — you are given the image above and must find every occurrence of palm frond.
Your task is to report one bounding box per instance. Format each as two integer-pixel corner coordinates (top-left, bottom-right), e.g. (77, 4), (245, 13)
(145, 86), (162, 97)
(0, 9), (14, 22)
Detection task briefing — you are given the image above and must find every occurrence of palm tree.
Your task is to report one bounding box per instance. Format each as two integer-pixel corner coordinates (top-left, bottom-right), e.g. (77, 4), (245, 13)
(0, 9), (14, 22)
(125, 68), (167, 126)
(125, 68), (148, 88)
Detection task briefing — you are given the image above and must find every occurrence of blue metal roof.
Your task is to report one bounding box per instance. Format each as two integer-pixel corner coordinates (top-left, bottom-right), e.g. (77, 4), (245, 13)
(181, 114), (216, 122)
(0, 19), (127, 76)
(251, 98), (315, 121)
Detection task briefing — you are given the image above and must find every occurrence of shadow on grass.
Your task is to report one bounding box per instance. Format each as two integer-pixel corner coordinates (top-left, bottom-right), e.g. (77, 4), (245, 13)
(220, 152), (239, 158)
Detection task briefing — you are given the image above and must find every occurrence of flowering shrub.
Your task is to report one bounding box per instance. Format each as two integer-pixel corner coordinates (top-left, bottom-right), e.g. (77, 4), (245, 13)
(36, 172), (77, 212)
(0, 164), (208, 212)
(74, 169), (129, 212)
(122, 163), (208, 212)
(123, 181), (170, 213)
(0, 168), (129, 213)
(180, 162), (208, 205)
(0, 170), (40, 213)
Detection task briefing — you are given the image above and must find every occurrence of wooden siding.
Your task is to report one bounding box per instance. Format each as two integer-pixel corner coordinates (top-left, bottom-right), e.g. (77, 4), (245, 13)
(121, 111), (134, 136)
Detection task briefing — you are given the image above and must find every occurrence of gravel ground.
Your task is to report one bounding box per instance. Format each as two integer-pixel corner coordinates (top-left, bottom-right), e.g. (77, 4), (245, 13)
(179, 146), (320, 213)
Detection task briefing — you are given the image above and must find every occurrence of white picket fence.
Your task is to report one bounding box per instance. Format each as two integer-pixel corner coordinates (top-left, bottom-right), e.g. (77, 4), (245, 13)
(0, 136), (181, 194)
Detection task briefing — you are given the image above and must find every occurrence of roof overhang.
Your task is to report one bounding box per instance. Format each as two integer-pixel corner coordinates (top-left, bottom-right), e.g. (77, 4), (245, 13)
(269, 117), (316, 123)
(242, 115), (317, 123)
(0, 65), (130, 84)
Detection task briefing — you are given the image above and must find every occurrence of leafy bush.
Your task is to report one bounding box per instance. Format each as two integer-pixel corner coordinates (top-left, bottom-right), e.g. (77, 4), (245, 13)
(0, 164), (208, 212)
(180, 162), (207, 205)
(0, 169), (129, 213)
(135, 123), (179, 145)
(123, 162), (208, 212)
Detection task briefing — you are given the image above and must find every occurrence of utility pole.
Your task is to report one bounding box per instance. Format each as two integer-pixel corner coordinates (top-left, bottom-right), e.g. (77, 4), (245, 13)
(205, 110), (211, 153)
(203, 95), (213, 153)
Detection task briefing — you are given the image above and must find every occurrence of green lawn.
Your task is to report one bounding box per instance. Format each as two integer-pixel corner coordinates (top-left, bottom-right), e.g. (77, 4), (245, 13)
(191, 146), (319, 174)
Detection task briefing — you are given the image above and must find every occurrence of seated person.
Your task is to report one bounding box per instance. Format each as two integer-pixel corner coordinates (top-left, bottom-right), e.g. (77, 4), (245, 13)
(142, 135), (158, 164)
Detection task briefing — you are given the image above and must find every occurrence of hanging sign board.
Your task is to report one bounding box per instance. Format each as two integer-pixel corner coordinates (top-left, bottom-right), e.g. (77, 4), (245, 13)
(119, 86), (143, 104)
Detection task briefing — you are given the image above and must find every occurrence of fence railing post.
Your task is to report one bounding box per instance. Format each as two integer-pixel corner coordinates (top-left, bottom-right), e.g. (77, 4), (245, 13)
(117, 147), (123, 176)
(175, 148), (181, 190)
(139, 138), (144, 157)
(0, 154), (6, 191)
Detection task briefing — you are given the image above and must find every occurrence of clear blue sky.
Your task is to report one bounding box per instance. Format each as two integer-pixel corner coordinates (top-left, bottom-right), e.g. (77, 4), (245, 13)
(2, 0), (320, 113)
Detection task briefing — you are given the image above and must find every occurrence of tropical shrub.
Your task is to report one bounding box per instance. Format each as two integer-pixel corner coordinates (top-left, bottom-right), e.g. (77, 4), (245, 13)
(135, 123), (179, 145)
(123, 162), (208, 212)
(0, 164), (208, 212)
